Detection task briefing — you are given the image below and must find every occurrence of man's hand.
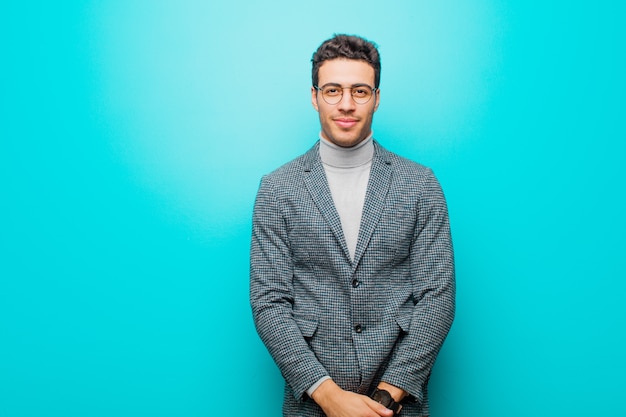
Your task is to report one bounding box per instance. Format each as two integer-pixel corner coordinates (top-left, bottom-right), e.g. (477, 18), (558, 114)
(311, 379), (394, 417)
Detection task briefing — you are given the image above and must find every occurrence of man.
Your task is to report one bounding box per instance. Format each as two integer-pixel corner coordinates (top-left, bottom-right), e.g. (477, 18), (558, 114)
(250, 34), (455, 417)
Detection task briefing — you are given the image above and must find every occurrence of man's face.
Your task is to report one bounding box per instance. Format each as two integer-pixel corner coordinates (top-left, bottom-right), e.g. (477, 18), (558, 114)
(311, 58), (380, 148)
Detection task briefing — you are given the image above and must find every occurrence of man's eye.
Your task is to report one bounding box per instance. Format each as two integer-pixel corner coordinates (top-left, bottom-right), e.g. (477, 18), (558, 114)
(325, 88), (340, 96)
(353, 89), (368, 97)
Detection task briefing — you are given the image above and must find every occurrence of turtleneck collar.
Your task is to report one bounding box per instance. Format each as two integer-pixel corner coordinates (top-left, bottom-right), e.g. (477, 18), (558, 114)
(319, 132), (374, 168)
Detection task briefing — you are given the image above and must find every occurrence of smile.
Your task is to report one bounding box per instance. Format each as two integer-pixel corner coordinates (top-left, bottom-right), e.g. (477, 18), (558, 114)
(334, 118), (358, 128)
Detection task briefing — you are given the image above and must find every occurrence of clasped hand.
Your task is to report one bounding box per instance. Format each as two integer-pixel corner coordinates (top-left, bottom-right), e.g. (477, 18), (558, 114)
(311, 379), (394, 417)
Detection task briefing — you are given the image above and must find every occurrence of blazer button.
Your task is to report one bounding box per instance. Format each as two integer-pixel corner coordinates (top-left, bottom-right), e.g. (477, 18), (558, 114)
(351, 279), (360, 288)
(354, 324), (363, 333)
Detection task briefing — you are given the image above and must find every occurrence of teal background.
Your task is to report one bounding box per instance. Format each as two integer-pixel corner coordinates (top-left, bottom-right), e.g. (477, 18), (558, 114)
(1, 1), (625, 416)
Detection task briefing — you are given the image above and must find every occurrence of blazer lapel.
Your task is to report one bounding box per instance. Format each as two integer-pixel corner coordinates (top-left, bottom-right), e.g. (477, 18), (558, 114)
(352, 143), (393, 271)
(302, 144), (351, 261)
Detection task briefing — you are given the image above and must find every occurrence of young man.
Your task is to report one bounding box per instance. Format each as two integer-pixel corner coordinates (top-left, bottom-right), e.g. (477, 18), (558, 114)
(250, 34), (455, 417)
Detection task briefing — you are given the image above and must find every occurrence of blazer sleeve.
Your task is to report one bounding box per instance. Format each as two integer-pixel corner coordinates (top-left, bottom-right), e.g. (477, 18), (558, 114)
(381, 169), (456, 404)
(249, 175), (329, 400)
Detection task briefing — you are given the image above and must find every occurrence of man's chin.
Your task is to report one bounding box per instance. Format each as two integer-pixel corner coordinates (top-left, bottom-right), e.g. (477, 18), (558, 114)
(330, 137), (359, 148)
(339, 134), (368, 148)
(321, 128), (369, 148)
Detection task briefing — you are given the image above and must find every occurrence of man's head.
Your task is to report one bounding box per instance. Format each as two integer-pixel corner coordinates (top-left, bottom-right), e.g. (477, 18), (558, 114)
(311, 34), (381, 148)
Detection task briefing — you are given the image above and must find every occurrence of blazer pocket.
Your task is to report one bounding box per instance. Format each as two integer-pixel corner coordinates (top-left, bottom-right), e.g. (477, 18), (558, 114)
(394, 311), (412, 334)
(295, 315), (319, 339)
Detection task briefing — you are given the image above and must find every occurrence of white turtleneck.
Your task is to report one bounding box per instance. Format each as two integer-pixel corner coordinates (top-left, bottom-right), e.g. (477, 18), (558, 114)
(319, 132), (374, 261)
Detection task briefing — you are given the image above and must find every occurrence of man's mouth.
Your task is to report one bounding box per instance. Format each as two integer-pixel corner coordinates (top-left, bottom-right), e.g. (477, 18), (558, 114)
(334, 118), (358, 129)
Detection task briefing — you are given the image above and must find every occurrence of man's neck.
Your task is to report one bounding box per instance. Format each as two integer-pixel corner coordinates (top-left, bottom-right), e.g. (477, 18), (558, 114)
(319, 132), (374, 168)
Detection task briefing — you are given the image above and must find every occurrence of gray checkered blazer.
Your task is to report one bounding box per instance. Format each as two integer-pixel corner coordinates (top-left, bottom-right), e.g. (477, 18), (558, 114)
(250, 140), (455, 417)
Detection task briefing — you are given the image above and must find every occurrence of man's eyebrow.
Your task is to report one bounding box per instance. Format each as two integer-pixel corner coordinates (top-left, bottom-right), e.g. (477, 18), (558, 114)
(320, 82), (372, 88)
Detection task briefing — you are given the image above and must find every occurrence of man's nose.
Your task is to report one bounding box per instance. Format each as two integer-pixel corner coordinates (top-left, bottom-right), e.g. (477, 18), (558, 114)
(337, 88), (357, 111)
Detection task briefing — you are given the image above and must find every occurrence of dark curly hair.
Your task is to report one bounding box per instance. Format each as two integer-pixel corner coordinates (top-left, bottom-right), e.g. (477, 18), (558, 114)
(311, 34), (381, 88)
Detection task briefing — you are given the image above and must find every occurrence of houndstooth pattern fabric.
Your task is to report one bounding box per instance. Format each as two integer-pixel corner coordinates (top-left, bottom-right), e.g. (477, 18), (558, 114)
(250, 140), (455, 417)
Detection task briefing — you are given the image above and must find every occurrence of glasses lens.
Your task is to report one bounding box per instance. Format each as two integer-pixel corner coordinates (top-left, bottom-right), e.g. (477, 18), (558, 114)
(352, 86), (373, 104)
(322, 86), (342, 104)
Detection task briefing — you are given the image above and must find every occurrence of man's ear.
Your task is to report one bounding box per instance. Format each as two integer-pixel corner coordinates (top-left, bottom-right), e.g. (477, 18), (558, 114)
(373, 88), (381, 112)
(311, 87), (319, 112)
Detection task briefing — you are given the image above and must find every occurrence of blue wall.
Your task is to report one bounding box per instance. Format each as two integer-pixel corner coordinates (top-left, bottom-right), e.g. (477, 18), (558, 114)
(1, 1), (624, 416)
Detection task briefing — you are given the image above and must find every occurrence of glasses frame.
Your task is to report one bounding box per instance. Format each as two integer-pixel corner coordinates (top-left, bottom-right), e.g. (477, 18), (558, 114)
(313, 83), (378, 105)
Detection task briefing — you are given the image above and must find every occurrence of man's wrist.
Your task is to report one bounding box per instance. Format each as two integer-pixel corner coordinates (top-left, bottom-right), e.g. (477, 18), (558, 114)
(307, 376), (331, 398)
(310, 378), (340, 406)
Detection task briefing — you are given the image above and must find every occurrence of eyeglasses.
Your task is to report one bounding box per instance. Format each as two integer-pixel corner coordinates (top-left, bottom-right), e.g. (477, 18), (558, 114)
(314, 83), (378, 105)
